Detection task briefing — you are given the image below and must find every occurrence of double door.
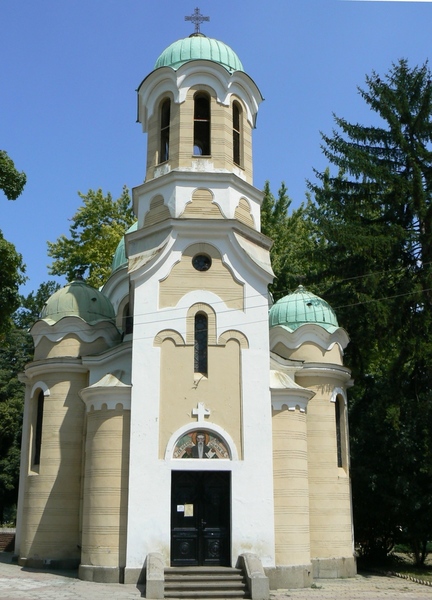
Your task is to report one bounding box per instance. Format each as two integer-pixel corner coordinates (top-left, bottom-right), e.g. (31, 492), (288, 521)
(171, 471), (230, 566)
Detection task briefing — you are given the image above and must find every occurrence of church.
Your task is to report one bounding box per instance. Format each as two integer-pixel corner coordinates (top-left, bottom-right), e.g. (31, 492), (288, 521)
(15, 13), (356, 595)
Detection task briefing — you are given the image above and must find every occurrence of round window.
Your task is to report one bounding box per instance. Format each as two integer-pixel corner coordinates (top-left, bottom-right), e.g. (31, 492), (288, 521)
(192, 254), (212, 272)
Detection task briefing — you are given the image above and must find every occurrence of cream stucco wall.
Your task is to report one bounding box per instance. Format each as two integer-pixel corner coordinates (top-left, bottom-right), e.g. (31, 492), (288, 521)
(159, 242), (243, 310)
(18, 368), (87, 565)
(80, 406), (130, 570)
(158, 339), (242, 459)
(297, 374), (354, 562)
(272, 406), (311, 566)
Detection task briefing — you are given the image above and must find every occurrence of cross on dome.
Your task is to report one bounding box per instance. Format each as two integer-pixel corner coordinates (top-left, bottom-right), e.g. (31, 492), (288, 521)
(185, 7), (210, 35)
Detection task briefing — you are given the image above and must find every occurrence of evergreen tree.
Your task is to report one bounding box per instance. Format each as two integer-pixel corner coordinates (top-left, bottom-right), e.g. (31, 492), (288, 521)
(308, 59), (432, 563)
(47, 186), (135, 289)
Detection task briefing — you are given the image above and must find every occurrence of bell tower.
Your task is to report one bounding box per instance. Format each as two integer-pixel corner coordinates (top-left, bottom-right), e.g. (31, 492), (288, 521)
(124, 16), (276, 580)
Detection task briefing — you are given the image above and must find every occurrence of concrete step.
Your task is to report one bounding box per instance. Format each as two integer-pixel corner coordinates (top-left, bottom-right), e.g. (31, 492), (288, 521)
(166, 574), (245, 581)
(166, 567), (243, 574)
(164, 592), (249, 599)
(165, 581), (246, 589)
(164, 566), (249, 599)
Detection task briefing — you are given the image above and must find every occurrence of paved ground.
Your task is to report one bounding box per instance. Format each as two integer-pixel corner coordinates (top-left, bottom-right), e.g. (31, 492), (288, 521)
(0, 553), (431, 599)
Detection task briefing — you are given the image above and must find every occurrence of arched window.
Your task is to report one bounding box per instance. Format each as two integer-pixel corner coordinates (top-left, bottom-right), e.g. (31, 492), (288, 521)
(33, 390), (44, 466)
(335, 398), (343, 468)
(193, 93), (211, 156)
(159, 98), (170, 163)
(194, 313), (208, 374)
(233, 101), (242, 166)
(123, 302), (133, 335)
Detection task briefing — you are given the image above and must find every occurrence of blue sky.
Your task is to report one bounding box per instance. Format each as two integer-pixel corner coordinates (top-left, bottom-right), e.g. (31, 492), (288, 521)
(1, 0), (431, 294)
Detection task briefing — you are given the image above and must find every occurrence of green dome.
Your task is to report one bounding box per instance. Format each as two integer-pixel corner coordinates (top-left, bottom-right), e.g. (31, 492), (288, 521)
(111, 221), (138, 272)
(154, 34), (244, 72)
(269, 286), (339, 333)
(40, 280), (115, 324)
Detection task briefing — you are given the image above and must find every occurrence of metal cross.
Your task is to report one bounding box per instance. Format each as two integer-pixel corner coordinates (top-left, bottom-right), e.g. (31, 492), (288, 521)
(185, 7), (210, 35)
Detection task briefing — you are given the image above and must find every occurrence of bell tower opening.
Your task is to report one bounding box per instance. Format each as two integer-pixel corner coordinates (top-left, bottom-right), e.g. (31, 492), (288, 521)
(233, 101), (242, 166)
(159, 98), (171, 163)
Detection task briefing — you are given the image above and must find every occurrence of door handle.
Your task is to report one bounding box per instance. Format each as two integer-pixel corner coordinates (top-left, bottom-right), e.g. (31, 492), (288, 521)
(201, 519), (207, 528)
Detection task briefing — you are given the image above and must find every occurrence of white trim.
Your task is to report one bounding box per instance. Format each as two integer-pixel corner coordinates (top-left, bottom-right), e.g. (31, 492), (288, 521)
(271, 389), (312, 413)
(137, 62), (263, 130)
(330, 386), (348, 406)
(82, 340), (132, 367)
(30, 381), (50, 399)
(299, 364), (352, 383)
(25, 360), (87, 378)
(80, 377), (132, 412)
(270, 324), (349, 353)
(127, 220), (273, 289)
(165, 422), (238, 462)
(31, 317), (120, 347)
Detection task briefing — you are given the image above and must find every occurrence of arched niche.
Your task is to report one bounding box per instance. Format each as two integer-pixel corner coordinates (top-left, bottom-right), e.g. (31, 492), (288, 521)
(165, 423), (238, 461)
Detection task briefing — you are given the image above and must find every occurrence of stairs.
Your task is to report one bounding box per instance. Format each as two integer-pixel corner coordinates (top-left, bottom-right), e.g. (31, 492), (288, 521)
(164, 566), (250, 598)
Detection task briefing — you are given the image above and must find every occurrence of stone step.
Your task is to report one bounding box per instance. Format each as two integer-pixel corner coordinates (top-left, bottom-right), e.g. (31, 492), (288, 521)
(165, 573), (245, 580)
(165, 581), (246, 589)
(164, 592), (249, 599)
(166, 567), (243, 574)
(164, 566), (249, 599)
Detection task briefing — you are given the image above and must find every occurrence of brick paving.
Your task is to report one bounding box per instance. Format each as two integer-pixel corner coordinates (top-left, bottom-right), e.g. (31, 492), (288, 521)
(1, 553), (431, 599)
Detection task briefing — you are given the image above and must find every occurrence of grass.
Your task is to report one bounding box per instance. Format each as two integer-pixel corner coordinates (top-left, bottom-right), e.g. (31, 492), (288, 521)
(358, 552), (432, 583)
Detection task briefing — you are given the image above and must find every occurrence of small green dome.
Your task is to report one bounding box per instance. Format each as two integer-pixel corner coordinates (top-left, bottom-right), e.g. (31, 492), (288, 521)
(111, 221), (138, 272)
(269, 285), (339, 333)
(154, 34), (244, 72)
(40, 280), (115, 324)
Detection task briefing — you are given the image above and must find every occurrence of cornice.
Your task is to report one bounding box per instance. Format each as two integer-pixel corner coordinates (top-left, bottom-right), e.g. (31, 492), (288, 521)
(31, 317), (121, 348)
(269, 323), (349, 353)
(80, 387), (131, 412)
(270, 368), (315, 412)
(295, 363), (352, 383)
(25, 358), (87, 379)
(82, 339), (132, 366)
(132, 169), (264, 215)
(126, 218), (273, 285)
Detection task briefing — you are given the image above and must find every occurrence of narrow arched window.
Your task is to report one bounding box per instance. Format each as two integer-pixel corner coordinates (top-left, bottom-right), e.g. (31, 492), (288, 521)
(233, 101), (241, 166)
(194, 313), (208, 374)
(335, 398), (343, 468)
(160, 98), (170, 163)
(33, 390), (44, 466)
(193, 93), (211, 156)
(123, 302), (133, 335)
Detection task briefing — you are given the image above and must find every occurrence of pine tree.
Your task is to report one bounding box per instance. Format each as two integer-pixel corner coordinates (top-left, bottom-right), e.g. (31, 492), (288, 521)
(308, 60), (432, 563)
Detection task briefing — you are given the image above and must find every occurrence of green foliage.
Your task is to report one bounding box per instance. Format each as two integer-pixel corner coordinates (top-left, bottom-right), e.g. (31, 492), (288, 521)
(0, 281), (59, 524)
(0, 230), (26, 337)
(47, 186), (135, 289)
(308, 59), (432, 565)
(261, 181), (314, 301)
(14, 280), (61, 330)
(0, 150), (26, 200)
